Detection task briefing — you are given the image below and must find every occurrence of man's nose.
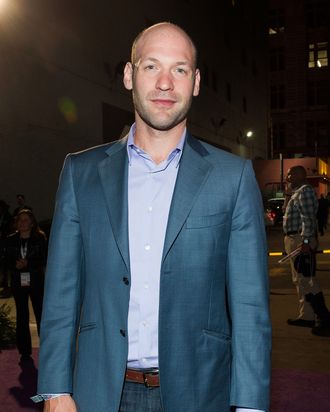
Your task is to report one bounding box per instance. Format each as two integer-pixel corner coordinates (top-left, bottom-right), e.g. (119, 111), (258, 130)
(155, 71), (174, 91)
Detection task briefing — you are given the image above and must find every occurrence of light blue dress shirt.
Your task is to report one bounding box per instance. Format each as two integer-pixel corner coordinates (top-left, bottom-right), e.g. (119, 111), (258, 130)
(127, 124), (184, 368)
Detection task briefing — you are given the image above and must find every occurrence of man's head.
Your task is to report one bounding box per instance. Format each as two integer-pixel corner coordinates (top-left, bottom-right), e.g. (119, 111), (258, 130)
(16, 194), (25, 206)
(123, 22), (200, 131)
(286, 166), (307, 189)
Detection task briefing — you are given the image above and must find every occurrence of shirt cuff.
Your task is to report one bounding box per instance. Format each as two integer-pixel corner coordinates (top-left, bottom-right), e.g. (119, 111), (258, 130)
(31, 393), (70, 402)
(236, 409), (265, 412)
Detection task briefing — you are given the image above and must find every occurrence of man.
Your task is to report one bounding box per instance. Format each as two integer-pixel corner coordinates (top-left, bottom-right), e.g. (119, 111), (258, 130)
(0, 200), (13, 298)
(13, 194), (32, 217)
(317, 194), (328, 236)
(36, 22), (271, 412)
(283, 165), (330, 336)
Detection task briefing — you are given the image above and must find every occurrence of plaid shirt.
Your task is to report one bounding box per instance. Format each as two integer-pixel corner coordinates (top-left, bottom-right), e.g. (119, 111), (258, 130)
(283, 184), (318, 238)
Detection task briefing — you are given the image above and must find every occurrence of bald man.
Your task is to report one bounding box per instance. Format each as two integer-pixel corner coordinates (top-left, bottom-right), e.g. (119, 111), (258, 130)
(36, 22), (271, 412)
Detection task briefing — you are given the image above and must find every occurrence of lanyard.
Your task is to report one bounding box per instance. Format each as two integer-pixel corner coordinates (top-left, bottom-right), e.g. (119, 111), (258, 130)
(20, 240), (28, 259)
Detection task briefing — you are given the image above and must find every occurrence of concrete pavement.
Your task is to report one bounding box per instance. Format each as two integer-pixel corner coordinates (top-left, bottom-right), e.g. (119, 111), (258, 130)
(1, 226), (330, 373)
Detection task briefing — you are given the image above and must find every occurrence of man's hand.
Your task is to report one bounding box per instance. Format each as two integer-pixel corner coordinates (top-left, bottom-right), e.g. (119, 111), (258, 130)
(301, 237), (317, 254)
(301, 243), (311, 254)
(43, 395), (77, 412)
(16, 258), (27, 270)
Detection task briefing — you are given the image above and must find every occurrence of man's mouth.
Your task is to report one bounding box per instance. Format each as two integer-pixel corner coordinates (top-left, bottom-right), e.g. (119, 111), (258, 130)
(151, 99), (176, 108)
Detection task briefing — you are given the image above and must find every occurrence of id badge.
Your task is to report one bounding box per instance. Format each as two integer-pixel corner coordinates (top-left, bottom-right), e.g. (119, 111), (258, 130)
(20, 272), (31, 287)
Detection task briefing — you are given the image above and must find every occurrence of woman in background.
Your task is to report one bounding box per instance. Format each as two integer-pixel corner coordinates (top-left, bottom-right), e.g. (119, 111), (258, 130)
(4, 209), (47, 362)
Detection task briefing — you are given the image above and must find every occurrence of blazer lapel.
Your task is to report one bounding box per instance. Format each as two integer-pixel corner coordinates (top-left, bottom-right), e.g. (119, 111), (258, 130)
(98, 138), (130, 271)
(162, 134), (213, 262)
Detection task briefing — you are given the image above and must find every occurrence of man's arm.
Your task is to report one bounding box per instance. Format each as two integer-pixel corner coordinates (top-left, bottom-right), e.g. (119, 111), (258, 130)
(226, 160), (272, 411)
(37, 155), (83, 396)
(298, 187), (317, 239)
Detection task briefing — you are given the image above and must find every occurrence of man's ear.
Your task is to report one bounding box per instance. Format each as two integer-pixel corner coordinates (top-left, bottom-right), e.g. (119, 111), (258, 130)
(193, 68), (200, 97)
(123, 62), (133, 90)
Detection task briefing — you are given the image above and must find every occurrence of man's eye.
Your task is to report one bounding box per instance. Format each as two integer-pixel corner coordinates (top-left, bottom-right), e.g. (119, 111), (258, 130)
(145, 65), (157, 71)
(175, 68), (187, 74)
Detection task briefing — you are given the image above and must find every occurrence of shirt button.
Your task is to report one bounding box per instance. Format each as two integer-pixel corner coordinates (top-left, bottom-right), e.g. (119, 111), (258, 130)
(148, 206), (153, 212)
(123, 277), (129, 285)
(144, 283), (149, 289)
(142, 321), (147, 327)
(145, 244), (151, 251)
(120, 329), (126, 337)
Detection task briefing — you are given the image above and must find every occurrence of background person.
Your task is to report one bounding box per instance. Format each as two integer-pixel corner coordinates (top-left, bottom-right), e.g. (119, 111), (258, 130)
(283, 165), (330, 336)
(317, 194), (328, 236)
(36, 22), (271, 412)
(0, 199), (13, 298)
(13, 194), (32, 217)
(3, 209), (47, 362)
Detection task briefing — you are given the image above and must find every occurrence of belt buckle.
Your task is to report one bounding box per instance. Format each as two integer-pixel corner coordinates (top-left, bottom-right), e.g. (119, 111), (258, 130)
(143, 369), (158, 388)
(143, 372), (150, 388)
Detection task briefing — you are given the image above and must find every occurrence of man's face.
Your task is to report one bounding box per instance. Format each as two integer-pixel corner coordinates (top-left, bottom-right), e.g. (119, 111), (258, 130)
(123, 25), (200, 131)
(286, 168), (302, 188)
(16, 213), (33, 233)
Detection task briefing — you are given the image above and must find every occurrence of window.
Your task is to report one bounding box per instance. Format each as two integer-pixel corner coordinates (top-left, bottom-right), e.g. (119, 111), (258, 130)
(271, 85), (285, 109)
(272, 123), (286, 150)
(305, 1), (329, 28)
(269, 9), (285, 35)
(307, 80), (329, 106)
(270, 47), (285, 71)
(306, 121), (329, 147)
(308, 42), (328, 68)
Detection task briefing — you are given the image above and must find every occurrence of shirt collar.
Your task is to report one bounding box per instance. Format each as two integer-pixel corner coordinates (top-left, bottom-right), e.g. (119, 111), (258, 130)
(126, 123), (186, 168)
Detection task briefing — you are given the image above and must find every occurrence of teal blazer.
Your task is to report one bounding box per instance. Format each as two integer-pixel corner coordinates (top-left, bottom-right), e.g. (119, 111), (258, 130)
(38, 133), (271, 412)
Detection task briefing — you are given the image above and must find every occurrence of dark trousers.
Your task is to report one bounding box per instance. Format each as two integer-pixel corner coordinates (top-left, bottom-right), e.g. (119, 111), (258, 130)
(12, 284), (43, 356)
(119, 381), (163, 412)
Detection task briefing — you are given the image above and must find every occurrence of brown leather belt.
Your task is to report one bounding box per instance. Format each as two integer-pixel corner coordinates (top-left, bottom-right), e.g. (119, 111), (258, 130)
(125, 368), (160, 387)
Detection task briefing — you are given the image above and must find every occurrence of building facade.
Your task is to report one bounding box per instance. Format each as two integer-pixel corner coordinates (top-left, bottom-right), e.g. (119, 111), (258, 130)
(0, 0), (268, 219)
(269, 0), (330, 160)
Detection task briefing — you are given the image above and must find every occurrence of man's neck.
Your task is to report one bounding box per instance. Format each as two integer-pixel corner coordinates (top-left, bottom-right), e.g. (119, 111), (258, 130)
(134, 121), (185, 164)
(20, 231), (31, 239)
(292, 181), (306, 190)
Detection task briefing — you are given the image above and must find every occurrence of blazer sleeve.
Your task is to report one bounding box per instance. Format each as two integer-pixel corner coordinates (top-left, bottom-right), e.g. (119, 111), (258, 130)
(38, 155), (83, 394)
(226, 160), (272, 412)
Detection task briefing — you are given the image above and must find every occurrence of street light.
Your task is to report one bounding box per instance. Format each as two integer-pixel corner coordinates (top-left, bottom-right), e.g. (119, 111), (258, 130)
(0, 0), (8, 10)
(246, 130), (254, 159)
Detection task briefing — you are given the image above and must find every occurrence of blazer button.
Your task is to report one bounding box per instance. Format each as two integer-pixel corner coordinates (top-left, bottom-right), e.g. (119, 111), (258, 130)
(120, 329), (126, 337)
(123, 277), (129, 285)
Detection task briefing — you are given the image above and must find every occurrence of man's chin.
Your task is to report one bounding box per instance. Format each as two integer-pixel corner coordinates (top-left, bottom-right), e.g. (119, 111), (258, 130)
(142, 116), (185, 132)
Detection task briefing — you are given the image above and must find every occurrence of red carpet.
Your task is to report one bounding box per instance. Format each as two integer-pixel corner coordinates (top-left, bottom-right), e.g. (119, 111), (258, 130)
(1, 349), (330, 411)
(271, 368), (330, 412)
(0, 349), (42, 411)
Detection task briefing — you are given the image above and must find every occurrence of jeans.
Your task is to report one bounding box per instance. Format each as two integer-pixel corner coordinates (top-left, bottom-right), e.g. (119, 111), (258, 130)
(119, 381), (163, 412)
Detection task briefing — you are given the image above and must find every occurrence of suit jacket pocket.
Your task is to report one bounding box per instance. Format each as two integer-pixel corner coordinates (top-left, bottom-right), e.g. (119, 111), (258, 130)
(202, 329), (231, 344)
(186, 212), (229, 229)
(78, 322), (97, 334)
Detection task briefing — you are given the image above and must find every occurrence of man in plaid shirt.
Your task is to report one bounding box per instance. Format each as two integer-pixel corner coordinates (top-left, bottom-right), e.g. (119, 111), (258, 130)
(283, 165), (330, 336)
